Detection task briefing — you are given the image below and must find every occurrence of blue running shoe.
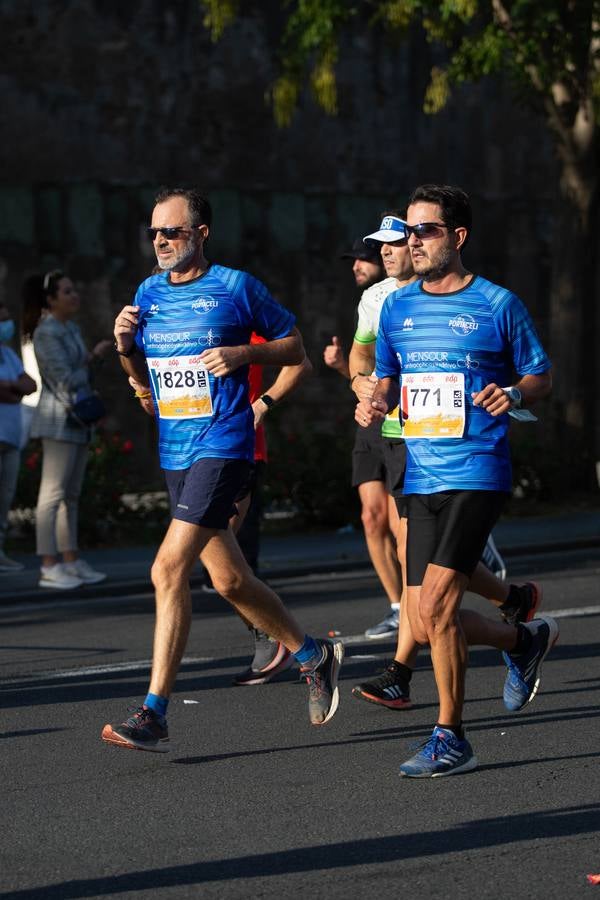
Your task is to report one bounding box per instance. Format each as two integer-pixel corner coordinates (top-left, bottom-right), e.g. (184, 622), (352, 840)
(481, 533), (507, 580)
(502, 614), (559, 712)
(399, 726), (478, 778)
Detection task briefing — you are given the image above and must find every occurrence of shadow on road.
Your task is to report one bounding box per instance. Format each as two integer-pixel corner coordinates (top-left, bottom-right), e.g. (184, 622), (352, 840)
(2, 802), (599, 899)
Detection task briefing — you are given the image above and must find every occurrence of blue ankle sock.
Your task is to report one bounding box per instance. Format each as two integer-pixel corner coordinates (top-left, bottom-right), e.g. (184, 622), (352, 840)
(294, 635), (321, 666)
(144, 692), (169, 718)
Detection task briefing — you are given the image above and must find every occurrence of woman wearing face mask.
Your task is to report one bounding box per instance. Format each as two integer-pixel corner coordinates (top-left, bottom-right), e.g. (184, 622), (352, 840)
(0, 302), (37, 571)
(23, 271), (112, 590)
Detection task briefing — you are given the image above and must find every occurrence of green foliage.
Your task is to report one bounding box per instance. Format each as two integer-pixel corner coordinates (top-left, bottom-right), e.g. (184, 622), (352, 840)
(271, 0), (353, 125)
(199, 0), (240, 42)
(199, 1), (600, 126)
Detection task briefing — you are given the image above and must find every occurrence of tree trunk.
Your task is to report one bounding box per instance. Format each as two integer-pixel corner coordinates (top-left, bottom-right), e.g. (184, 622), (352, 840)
(548, 138), (599, 488)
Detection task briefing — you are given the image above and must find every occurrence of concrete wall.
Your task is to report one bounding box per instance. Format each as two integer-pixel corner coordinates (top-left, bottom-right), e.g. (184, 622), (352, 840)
(0, 0), (560, 485)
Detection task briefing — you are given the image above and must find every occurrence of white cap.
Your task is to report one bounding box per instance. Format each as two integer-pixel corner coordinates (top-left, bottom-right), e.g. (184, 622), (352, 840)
(363, 215), (407, 247)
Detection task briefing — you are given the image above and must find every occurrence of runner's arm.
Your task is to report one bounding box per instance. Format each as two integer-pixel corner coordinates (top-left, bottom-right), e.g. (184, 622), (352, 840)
(253, 355), (313, 427)
(355, 376), (399, 427)
(200, 327), (305, 377)
(472, 371), (552, 417)
(114, 305), (150, 383)
(348, 340), (378, 402)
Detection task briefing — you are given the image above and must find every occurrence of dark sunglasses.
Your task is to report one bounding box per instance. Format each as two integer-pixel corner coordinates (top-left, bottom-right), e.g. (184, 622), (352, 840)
(404, 222), (453, 240)
(146, 225), (200, 241)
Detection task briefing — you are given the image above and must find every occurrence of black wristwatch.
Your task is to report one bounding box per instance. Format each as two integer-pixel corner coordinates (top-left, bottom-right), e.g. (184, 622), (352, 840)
(114, 341), (137, 358)
(260, 394), (275, 408)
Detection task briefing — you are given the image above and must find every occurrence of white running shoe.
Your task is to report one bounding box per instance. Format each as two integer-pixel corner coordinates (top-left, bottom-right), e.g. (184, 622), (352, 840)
(0, 551), (25, 572)
(63, 559), (107, 584)
(39, 563), (83, 590)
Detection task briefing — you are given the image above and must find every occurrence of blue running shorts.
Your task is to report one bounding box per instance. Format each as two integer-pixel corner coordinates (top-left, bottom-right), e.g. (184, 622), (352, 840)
(164, 458), (253, 530)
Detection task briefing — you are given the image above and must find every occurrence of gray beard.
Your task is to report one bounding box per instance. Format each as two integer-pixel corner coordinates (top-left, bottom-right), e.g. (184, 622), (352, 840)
(155, 238), (196, 272)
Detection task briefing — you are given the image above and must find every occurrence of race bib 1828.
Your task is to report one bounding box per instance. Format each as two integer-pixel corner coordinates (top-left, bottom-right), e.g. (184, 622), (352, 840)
(148, 355), (213, 420)
(401, 372), (465, 438)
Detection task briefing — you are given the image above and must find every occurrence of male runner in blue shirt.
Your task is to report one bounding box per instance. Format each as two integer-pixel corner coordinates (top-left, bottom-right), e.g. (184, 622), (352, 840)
(357, 184), (557, 777)
(102, 187), (343, 752)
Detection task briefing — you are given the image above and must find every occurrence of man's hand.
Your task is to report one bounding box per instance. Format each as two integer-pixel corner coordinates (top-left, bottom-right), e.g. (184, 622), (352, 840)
(352, 373), (378, 402)
(355, 396), (388, 428)
(199, 345), (250, 377)
(323, 336), (347, 373)
(128, 375), (155, 416)
(251, 398), (269, 428)
(114, 305), (139, 354)
(471, 383), (511, 417)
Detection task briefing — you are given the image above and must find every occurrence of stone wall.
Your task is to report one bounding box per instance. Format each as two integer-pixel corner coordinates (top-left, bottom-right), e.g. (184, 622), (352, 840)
(0, 0), (560, 488)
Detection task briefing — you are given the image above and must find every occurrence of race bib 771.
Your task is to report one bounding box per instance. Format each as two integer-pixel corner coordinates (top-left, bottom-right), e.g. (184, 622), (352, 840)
(401, 372), (465, 438)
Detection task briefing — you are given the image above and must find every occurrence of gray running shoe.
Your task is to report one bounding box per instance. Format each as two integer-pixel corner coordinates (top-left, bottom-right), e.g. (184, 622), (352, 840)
(233, 629), (294, 686)
(301, 639), (344, 725)
(365, 606), (400, 639)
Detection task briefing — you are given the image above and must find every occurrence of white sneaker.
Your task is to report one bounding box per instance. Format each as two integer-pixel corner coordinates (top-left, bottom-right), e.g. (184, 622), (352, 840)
(0, 551), (25, 572)
(63, 559), (107, 584)
(39, 563), (83, 590)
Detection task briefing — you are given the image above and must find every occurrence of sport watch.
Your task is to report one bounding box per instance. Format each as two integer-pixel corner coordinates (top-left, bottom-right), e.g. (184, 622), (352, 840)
(259, 394), (275, 408)
(502, 386), (522, 409)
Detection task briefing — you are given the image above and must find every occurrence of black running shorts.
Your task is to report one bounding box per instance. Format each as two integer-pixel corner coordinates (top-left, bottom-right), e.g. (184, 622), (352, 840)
(406, 490), (509, 585)
(351, 423), (406, 497)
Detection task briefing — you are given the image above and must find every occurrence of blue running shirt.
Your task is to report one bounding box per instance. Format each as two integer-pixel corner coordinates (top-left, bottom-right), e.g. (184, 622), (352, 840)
(133, 265), (295, 469)
(376, 275), (550, 493)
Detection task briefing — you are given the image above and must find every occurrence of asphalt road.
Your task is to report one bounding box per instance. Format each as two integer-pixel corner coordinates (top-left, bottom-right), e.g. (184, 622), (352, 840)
(1, 548), (600, 899)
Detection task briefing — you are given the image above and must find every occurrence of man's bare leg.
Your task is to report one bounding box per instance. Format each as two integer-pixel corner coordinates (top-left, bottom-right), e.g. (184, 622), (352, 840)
(358, 480), (403, 607)
(201, 527), (304, 650)
(407, 564), (537, 725)
(102, 519), (342, 748)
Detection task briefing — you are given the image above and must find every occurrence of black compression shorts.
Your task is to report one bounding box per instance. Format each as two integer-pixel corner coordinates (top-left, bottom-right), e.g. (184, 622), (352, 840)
(352, 423), (406, 497)
(406, 490), (509, 585)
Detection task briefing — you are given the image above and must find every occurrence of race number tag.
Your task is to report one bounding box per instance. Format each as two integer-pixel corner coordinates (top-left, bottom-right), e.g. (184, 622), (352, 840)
(401, 372), (465, 438)
(148, 355), (213, 420)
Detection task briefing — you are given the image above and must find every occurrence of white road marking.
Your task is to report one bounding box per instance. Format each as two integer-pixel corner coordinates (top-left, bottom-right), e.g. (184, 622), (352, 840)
(550, 604), (600, 618)
(0, 655), (214, 685)
(2, 604), (599, 686)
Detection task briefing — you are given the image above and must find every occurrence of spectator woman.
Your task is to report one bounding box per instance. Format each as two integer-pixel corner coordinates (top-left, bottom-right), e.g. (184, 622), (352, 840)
(23, 271), (111, 589)
(0, 301), (36, 571)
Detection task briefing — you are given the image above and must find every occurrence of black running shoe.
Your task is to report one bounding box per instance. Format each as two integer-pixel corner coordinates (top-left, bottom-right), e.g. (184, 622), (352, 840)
(233, 629), (294, 685)
(500, 582), (542, 627)
(101, 706), (169, 753)
(352, 661), (412, 710)
(301, 639), (344, 725)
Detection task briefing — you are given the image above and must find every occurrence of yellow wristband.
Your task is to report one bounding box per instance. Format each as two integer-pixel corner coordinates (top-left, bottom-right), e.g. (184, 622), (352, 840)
(134, 391), (152, 399)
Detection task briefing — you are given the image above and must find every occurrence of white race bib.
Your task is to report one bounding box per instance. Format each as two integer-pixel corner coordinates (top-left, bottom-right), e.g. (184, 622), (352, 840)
(401, 372), (465, 438)
(148, 355), (213, 420)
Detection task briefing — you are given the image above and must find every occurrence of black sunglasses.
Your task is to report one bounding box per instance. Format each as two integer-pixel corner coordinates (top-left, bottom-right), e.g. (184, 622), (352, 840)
(404, 222), (453, 240)
(146, 225), (200, 241)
